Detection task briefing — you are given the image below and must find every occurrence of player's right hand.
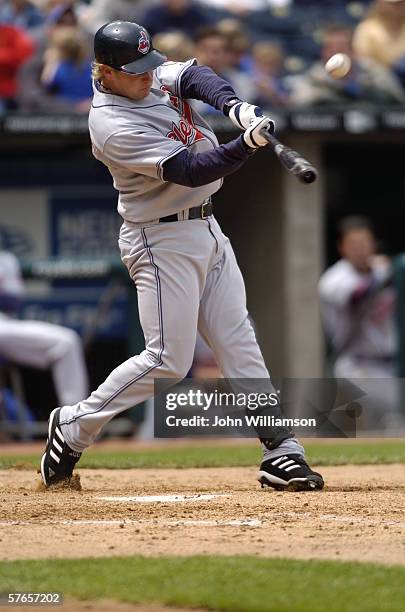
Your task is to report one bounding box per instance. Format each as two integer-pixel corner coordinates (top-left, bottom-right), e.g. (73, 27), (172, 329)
(243, 116), (274, 149)
(229, 101), (264, 130)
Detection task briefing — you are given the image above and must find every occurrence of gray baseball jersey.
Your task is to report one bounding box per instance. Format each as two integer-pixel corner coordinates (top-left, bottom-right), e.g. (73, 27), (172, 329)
(89, 59), (222, 223)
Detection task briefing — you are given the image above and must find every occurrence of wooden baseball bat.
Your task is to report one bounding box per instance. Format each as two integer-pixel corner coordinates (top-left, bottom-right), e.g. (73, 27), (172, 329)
(261, 128), (318, 184)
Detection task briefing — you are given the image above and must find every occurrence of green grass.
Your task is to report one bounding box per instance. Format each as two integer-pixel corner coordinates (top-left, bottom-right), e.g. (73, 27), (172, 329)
(1, 439), (404, 470)
(0, 555), (404, 611)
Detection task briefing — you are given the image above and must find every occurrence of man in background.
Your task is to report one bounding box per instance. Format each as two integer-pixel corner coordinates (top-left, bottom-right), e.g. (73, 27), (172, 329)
(0, 250), (89, 409)
(141, 0), (210, 38)
(193, 26), (255, 112)
(319, 217), (398, 429)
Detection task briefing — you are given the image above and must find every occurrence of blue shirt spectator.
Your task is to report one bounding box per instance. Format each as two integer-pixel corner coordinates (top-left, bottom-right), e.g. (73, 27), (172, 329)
(0, 0), (44, 30)
(41, 26), (93, 107)
(46, 59), (92, 102)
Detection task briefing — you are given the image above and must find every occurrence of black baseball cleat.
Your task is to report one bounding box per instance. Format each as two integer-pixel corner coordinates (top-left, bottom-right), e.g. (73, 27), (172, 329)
(258, 454), (324, 492)
(40, 408), (82, 487)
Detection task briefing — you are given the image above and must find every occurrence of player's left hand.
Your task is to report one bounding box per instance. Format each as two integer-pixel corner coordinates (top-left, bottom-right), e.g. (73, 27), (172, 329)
(228, 101), (275, 134)
(243, 116), (274, 149)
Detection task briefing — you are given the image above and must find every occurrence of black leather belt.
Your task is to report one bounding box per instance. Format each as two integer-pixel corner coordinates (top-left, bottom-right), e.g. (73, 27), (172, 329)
(159, 200), (213, 223)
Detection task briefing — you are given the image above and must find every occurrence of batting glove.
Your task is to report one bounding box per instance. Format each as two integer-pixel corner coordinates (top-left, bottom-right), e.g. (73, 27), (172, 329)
(243, 116), (274, 149)
(228, 101), (275, 133)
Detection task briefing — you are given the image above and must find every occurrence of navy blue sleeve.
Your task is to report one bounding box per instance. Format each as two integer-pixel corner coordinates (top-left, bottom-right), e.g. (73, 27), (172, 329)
(162, 135), (255, 187)
(179, 65), (240, 113)
(0, 292), (21, 314)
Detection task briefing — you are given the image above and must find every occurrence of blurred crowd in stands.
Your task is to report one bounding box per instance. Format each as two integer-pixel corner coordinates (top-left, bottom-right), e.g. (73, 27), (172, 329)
(2, 0), (405, 114)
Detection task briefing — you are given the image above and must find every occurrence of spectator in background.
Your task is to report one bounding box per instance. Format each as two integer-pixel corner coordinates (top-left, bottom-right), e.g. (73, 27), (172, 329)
(79, 0), (154, 35)
(45, 2), (80, 28)
(319, 216), (396, 377)
(153, 31), (195, 62)
(196, 0), (289, 16)
(194, 27), (227, 75)
(141, 0), (210, 38)
(289, 23), (405, 105)
(43, 0), (88, 18)
(193, 26), (255, 112)
(0, 251), (89, 408)
(216, 18), (252, 73)
(318, 216), (399, 428)
(0, 0), (44, 29)
(41, 26), (92, 110)
(0, 23), (34, 112)
(17, 4), (91, 112)
(353, 0), (405, 87)
(216, 20), (256, 99)
(251, 40), (290, 107)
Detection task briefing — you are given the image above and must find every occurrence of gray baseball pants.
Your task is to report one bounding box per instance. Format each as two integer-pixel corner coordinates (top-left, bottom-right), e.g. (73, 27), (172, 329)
(59, 216), (303, 458)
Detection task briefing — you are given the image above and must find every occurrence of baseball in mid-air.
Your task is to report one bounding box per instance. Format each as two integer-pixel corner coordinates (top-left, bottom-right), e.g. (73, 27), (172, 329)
(325, 53), (351, 79)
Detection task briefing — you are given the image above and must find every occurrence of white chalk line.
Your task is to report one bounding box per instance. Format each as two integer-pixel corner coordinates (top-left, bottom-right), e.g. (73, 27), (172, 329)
(97, 494), (227, 503)
(0, 519), (262, 527)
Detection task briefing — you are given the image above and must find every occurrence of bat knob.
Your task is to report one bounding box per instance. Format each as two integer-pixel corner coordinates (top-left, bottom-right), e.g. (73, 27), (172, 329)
(299, 168), (317, 184)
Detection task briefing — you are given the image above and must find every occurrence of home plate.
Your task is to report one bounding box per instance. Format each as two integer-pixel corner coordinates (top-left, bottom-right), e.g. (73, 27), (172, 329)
(97, 494), (227, 503)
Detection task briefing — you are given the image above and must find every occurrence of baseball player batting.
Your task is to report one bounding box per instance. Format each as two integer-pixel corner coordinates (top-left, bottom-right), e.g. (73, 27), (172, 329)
(40, 21), (324, 492)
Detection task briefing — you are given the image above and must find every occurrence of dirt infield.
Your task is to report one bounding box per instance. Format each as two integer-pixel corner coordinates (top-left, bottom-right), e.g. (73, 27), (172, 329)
(1, 465), (405, 566)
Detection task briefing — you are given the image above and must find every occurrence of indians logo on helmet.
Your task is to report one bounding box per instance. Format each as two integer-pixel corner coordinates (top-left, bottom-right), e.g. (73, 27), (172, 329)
(138, 30), (150, 55)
